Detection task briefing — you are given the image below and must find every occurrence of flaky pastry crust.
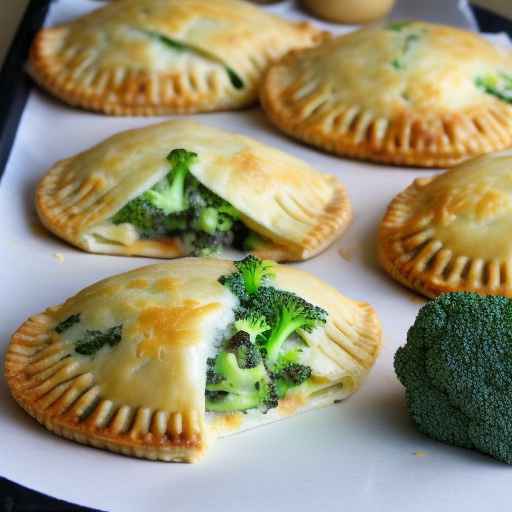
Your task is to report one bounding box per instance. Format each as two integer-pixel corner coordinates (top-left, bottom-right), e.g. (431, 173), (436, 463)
(261, 22), (512, 168)
(35, 120), (352, 261)
(29, 0), (324, 115)
(5, 259), (381, 462)
(378, 150), (512, 297)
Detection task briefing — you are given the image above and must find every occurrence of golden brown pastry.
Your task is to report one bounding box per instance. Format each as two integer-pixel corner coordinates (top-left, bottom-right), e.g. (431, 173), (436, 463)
(29, 0), (324, 115)
(261, 21), (512, 168)
(5, 257), (382, 462)
(36, 120), (352, 261)
(378, 150), (512, 297)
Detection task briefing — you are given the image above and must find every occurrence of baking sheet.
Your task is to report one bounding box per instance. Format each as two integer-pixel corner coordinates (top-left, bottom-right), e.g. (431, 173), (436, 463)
(1, 1), (511, 511)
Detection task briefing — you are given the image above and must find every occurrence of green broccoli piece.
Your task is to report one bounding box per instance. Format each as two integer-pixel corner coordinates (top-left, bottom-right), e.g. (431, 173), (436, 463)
(219, 272), (249, 303)
(272, 362), (312, 399)
(387, 21), (413, 32)
(111, 148), (196, 233)
(55, 313), (80, 334)
(225, 330), (262, 369)
(475, 73), (512, 104)
(147, 31), (244, 89)
(234, 255), (275, 295)
(145, 149), (197, 215)
(75, 325), (123, 356)
(234, 313), (270, 342)
(205, 352), (277, 412)
(111, 148), (254, 255)
(218, 255), (276, 310)
(391, 32), (421, 71)
(395, 292), (512, 464)
(111, 196), (164, 236)
(253, 287), (327, 366)
(210, 257), (324, 412)
(186, 230), (235, 257)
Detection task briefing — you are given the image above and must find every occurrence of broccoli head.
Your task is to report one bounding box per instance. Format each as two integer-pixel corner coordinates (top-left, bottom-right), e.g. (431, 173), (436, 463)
(234, 313), (270, 342)
(218, 271), (249, 303)
(218, 256), (274, 302)
(55, 313), (81, 334)
(272, 362), (312, 399)
(225, 330), (262, 369)
(205, 352), (277, 412)
(234, 255), (275, 295)
(111, 196), (165, 237)
(75, 325), (123, 356)
(211, 256), (325, 413)
(475, 73), (512, 104)
(144, 149), (197, 215)
(253, 287), (327, 366)
(395, 292), (512, 464)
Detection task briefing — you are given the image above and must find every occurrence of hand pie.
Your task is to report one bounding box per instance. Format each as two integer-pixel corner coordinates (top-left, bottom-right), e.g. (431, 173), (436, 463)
(261, 21), (512, 168)
(378, 150), (512, 297)
(29, 0), (323, 115)
(36, 120), (351, 261)
(5, 257), (382, 462)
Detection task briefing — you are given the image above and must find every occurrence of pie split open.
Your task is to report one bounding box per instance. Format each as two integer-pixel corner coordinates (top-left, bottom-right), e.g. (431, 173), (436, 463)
(36, 120), (352, 261)
(5, 258), (382, 462)
(29, 0), (324, 115)
(261, 22), (512, 168)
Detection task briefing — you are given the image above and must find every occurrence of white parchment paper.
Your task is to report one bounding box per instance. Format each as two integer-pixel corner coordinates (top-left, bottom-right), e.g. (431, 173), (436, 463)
(0, 1), (510, 511)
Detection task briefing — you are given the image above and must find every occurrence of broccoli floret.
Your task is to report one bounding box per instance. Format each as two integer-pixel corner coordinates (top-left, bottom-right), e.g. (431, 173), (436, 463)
(212, 256), (325, 412)
(205, 352), (276, 412)
(144, 149), (197, 215)
(234, 255), (275, 295)
(218, 256), (274, 302)
(185, 230), (234, 257)
(234, 313), (270, 342)
(111, 148), (261, 256)
(218, 272), (249, 303)
(55, 313), (80, 334)
(273, 362), (312, 399)
(111, 196), (164, 236)
(252, 287), (327, 366)
(475, 73), (512, 104)
(395, 292), (512, 464)
(187, 184), (240, 239)
(75, 325), (123, 356)
(224, 331), (262, 369)
(206, 357), (223, 385)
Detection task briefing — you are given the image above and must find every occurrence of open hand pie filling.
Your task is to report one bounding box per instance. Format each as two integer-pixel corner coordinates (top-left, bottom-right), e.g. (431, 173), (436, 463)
(36, 120), (352, 261)
(108, 148), (266, 257)
(5, 257), (381, 462)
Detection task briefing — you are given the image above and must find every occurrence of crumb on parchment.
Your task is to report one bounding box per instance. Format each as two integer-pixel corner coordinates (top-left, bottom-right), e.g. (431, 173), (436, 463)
(54, 252), (65, 263)
(338, 246), (356, 262)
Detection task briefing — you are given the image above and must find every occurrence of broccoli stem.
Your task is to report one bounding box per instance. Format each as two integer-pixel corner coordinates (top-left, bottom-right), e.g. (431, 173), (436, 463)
(206, 392), (264, 412)
(146, 159), (189, 214)
(265, 314), (305, 365)
(207, 352), (267, 391)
